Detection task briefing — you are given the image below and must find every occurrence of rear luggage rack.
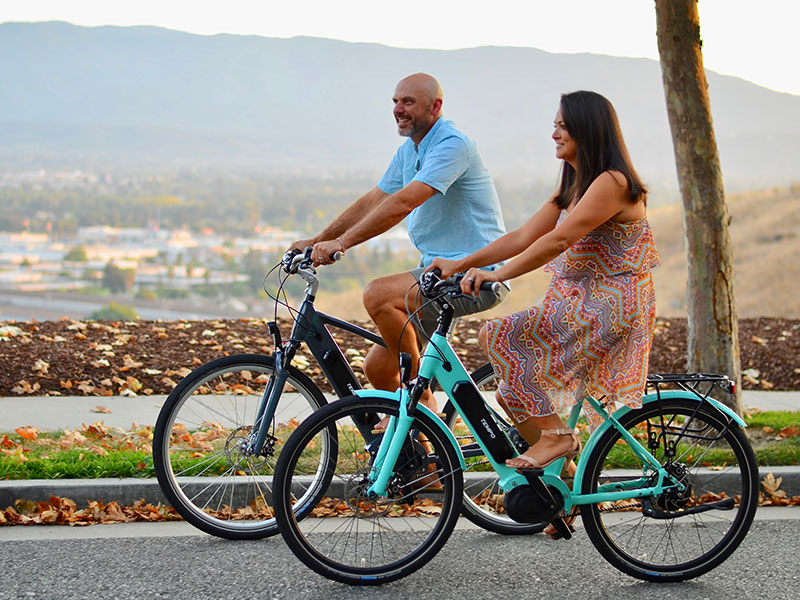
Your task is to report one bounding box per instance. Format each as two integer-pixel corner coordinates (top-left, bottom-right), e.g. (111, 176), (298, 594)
(646, 373), (735, 399)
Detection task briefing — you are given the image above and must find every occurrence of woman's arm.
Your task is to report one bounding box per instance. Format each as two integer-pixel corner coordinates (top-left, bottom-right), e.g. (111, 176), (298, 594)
(493, 171), (632, 282)
(429, 195), (562, 278)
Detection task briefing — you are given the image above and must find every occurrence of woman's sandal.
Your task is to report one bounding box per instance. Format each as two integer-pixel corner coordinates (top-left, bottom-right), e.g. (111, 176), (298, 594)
(505, 428), (581, 469)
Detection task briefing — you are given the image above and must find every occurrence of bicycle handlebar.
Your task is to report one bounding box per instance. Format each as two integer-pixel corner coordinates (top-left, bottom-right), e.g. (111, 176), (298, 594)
(282, 246), (343, 274)
(420, 268), (502, 298)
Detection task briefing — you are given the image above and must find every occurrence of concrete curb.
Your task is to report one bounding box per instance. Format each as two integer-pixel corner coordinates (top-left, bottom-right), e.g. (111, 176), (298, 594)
(3, 467), (799, 509)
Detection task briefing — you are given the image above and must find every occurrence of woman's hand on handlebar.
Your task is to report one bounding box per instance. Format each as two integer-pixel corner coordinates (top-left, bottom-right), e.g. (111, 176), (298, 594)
(460, 267), (501, 297)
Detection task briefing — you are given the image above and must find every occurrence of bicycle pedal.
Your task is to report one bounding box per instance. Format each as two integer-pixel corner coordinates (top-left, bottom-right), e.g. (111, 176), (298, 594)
(549, 516), (574, 540)
(517, 466), (544, 476)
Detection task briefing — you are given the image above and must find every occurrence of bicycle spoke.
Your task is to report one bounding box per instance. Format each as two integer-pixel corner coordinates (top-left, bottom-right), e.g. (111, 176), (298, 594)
(153, 355), (328, 539)
(274, 396), (463, 584)
(580, 398), (758, 581)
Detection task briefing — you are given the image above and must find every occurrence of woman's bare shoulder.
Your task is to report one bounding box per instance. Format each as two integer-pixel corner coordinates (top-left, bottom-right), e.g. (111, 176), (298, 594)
(600, 169), (628, 190)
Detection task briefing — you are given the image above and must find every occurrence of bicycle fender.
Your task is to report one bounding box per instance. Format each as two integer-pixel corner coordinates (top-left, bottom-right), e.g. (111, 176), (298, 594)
(572, 390), (746, 499)
(640, 390), (746, 427)
(353, 389), (467, 469)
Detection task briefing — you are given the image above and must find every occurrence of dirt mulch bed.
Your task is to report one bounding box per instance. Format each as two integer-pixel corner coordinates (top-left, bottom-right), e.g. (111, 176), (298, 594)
(0, 317), (797, 397)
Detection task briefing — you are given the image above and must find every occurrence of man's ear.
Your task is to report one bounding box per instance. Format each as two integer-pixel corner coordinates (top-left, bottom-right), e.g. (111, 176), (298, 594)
(432, 98), (443, 116)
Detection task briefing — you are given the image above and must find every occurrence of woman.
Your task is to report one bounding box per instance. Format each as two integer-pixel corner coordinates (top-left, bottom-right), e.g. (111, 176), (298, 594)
(429, 91), (659, 534)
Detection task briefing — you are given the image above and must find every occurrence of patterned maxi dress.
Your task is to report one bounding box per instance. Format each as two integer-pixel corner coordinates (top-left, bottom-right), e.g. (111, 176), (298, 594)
(486, 215), (659, 426)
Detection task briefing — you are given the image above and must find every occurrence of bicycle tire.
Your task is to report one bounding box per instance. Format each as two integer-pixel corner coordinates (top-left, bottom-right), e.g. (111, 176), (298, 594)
(153, 353), (333, 539)
(274, 395), (463, 585)
(442, 363), (547, 535)
(579, 397), (758, 581)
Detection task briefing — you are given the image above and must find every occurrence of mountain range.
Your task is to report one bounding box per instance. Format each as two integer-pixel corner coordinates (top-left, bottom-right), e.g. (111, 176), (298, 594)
(1, 21), (799, 196)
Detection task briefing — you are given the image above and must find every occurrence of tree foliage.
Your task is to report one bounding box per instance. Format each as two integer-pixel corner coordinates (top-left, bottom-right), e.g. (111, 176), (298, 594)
(63, 245), (88, 262)
(101, 262), (135, 294)
(89, 302), (139, 321)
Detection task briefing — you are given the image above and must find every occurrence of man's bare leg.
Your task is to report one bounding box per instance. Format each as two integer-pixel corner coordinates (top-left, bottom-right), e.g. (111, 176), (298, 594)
(362, 272), (436, 429)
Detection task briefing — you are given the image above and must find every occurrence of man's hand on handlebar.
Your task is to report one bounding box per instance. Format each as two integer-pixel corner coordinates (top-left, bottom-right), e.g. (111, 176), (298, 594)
(426, 257), (462, 280)
(288, 238), (316, 254)
(287, 238), (342, 267)
(310, 240), (343, 266)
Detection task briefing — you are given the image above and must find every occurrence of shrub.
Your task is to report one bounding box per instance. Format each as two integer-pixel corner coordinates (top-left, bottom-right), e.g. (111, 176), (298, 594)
(89, 302), (139, 320)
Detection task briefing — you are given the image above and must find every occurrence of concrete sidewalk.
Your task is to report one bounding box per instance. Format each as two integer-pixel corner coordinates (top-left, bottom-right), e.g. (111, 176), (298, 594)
(0, 391), (797, 508)
(1, 390), (797, 431)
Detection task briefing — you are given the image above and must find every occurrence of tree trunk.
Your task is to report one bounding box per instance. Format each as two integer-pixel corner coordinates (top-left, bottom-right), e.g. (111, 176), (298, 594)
(654, 0), (741, 412)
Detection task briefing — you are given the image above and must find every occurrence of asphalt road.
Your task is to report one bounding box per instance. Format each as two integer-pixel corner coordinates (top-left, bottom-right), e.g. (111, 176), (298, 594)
(2, 510), (798, 600)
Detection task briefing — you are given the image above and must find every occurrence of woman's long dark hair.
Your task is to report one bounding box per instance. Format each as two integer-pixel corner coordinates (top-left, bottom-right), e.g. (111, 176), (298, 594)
(554, 91), (646, 210)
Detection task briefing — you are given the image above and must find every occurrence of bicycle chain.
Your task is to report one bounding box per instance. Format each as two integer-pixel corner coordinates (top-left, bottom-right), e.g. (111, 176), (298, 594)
(598, 502), (642, 513)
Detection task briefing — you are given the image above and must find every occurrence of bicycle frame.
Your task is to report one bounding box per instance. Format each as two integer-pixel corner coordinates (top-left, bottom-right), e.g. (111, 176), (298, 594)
(247, 260), (385, 456)
(360, 330), (746, 515)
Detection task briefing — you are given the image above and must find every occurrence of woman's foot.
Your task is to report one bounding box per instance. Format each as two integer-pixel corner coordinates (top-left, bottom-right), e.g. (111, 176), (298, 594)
(505, 428), (580, 469)
(372, 396), (439, 434)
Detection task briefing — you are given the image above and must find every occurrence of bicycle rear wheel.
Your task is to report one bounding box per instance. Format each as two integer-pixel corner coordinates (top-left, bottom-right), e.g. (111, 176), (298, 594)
(580, 398), (759, 581)
(442, 363), (547, 535)
(274, 395), (463, 585)
(153, 354), (331, 539)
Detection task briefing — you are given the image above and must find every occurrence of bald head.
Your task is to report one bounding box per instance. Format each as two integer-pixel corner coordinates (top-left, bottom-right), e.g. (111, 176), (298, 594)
(396, 73), (443, 105)
(392, 73), (444, 143)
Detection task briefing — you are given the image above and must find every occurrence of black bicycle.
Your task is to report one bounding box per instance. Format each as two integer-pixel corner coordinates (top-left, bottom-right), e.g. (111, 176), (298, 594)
(153, 249), (544, 539)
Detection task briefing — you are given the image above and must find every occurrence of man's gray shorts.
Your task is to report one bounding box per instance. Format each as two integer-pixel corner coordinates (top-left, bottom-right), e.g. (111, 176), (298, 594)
(409, 266), (509, 340)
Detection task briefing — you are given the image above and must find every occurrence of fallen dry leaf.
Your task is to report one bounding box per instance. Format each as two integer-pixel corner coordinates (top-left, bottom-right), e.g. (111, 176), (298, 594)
(761, 472), (786, 498)
(120, 355), (144, 370)
(32, 359), (50, 374)
(90, 405), (113, 414)
(125, 376), (143, 392)
(76, 381), (96, 394)
(14, 427), (39, 441)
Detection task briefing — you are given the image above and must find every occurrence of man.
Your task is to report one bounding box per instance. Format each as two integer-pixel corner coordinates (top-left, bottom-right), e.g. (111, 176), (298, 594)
(290, 73), (506, 420)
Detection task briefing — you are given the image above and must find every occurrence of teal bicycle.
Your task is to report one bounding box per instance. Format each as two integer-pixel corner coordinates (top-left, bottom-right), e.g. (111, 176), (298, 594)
(273, 270), (759, 585)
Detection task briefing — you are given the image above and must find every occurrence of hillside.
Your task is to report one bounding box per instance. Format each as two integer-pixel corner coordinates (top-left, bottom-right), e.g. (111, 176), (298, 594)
(648, 186), (800, 317)
(1, 21), (799, 194)
(306, 187), (800, 320)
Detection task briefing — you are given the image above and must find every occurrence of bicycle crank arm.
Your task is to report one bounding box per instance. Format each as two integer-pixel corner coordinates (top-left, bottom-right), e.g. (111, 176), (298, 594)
(641, 496), (735, 519)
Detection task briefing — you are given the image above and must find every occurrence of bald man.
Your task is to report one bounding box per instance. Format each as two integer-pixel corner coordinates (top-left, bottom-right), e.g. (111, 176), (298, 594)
(290, 73), (506, 419)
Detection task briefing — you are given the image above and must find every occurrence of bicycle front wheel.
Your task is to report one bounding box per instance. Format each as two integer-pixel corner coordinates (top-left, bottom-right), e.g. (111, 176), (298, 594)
(153, 353), (330, 539)
(442, 363), (547, 535)
(274, 395), (463, 585)
(580, 398), (759, 581)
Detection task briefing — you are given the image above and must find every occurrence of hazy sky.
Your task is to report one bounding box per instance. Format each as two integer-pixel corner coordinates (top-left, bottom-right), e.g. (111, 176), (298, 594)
(4, 0), (799, 96)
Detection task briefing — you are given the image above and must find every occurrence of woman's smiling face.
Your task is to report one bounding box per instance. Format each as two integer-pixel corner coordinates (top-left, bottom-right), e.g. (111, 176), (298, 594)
(552, 109), (577, 166)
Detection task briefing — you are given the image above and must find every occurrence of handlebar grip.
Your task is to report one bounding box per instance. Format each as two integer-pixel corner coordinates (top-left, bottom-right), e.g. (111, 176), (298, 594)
(332, 251), (344, 262)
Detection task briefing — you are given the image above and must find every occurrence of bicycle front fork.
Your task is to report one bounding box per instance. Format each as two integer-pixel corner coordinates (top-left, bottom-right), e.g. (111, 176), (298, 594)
(246, 338), (300, 457)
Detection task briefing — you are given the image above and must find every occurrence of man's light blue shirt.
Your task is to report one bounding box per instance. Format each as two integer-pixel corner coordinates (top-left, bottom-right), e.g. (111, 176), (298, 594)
(377, 118), (506, 268)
